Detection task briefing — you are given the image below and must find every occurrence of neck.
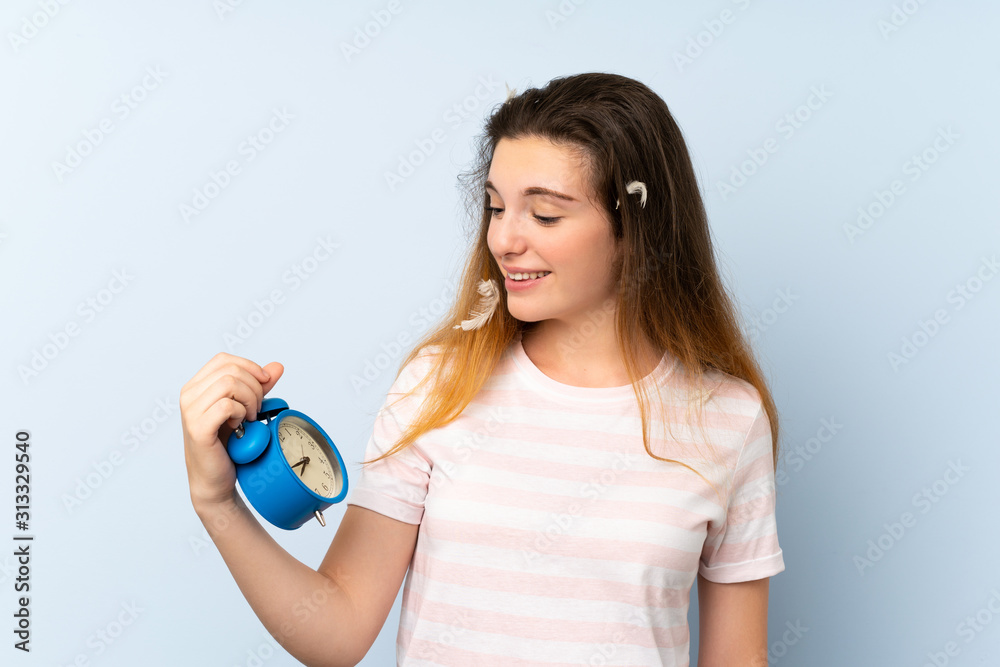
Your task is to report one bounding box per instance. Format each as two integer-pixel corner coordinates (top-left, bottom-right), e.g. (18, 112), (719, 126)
(520, 321), (662, 388)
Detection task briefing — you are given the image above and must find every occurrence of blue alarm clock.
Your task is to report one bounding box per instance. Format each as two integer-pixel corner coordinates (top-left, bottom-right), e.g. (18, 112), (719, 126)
(226, 397), (348, 530)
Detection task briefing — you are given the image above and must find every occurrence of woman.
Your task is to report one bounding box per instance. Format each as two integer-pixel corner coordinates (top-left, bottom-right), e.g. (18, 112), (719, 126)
(182, 72), (785, 666)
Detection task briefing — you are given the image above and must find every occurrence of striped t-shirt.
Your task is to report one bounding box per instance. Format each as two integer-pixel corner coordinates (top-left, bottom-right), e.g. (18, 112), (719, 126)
(346, 332), (785, 666)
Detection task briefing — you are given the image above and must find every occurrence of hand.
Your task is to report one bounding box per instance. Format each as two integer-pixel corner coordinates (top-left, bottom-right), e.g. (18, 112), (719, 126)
(180, 352), (284, 512)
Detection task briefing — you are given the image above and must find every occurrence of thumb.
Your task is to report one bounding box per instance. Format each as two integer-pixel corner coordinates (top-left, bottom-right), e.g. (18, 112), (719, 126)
(261, 361), (285, 395)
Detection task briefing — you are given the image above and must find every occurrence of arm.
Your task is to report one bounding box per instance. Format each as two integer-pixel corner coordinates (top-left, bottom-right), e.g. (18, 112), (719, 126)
(695, 574), (770, 667)
(182, 353), (419, 667)
(317, 505), (420, 660)
(197, 498), (418, 667)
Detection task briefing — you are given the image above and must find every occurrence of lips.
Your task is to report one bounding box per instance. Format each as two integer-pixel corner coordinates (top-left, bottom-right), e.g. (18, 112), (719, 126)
(504, 272), (550, 290)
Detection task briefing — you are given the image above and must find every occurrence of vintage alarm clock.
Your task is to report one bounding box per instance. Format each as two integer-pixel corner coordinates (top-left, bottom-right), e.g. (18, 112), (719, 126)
(226, 397), (348, 530)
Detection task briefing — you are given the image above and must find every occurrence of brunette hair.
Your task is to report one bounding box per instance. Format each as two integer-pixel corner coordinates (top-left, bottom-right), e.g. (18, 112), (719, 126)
(363, 72), (780, 503)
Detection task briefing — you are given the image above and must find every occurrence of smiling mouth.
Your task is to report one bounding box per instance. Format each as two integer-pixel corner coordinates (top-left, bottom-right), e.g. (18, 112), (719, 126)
(506, 271), (552, 281)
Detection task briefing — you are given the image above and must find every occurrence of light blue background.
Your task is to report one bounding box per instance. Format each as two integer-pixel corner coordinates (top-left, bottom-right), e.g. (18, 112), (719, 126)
(1, 1), (998, 665)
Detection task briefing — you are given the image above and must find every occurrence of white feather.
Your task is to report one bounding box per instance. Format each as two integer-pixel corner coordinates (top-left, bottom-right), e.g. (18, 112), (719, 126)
(626, 180), (647, 207)
(454, 279), (500, 330)
(615, 180), (647, 209)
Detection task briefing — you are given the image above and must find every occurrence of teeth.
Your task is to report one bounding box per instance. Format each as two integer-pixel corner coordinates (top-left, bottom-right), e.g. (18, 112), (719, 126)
(510, 271), (550, 281)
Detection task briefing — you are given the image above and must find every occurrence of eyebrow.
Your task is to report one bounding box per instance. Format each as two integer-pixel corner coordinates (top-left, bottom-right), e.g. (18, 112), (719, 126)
(484, 180), (578, 203)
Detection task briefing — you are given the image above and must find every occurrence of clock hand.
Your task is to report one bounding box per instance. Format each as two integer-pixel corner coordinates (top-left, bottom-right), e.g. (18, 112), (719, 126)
(290, 457), (310, 476)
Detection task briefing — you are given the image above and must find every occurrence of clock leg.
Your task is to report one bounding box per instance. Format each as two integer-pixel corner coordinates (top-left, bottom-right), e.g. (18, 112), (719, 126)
(314, 510), (326, 527)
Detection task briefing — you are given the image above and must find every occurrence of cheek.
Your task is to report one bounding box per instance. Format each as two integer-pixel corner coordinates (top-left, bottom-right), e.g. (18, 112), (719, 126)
(573, 238), (617, 291)
(568, 235), (609, 273)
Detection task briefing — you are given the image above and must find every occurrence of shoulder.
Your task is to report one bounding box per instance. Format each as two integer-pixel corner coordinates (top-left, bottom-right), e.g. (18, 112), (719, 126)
(668, 361), (763, 415)
(706, 367), (762, 408)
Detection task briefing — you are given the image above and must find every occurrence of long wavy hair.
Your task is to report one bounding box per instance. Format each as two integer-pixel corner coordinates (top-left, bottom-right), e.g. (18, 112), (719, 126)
(362, 72), (780, 503)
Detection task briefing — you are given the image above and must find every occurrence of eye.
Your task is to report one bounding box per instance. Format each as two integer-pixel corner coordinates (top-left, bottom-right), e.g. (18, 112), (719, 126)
(484, 205), (560, 225)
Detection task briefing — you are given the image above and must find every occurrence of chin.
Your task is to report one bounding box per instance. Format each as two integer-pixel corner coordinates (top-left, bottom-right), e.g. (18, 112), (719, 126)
(507, 307), (547, 324)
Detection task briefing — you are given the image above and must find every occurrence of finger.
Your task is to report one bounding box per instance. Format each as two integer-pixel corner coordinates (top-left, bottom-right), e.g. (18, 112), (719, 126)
(211, 396), (249, 432)
(186, 397), (247, 446)
(186, 362), (267, 416)
(184, 352), (270, 391)
(260, 362), (285, 396)
(190, 371), (263, 429)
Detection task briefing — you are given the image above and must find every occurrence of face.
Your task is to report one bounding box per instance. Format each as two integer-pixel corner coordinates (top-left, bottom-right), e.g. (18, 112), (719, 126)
(486, 135), (619, 330)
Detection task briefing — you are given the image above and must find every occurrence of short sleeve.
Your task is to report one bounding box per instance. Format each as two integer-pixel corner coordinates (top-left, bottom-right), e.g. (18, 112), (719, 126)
(345, 353), (435, 525)
(698, 404), (785, 583)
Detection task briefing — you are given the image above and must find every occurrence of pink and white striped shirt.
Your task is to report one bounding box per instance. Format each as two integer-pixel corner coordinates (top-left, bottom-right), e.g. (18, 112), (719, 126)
(347, 331), (785, 666)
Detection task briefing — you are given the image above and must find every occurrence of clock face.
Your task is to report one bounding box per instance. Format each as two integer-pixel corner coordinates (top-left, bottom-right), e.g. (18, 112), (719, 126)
(277, 416), (343, 499)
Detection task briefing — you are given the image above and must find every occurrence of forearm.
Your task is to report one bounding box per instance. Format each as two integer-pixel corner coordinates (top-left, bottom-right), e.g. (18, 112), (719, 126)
(195, 494), (361, 667)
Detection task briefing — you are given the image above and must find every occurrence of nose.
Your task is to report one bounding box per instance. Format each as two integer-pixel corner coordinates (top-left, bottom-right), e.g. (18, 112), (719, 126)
(487, 206), (529, 259)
